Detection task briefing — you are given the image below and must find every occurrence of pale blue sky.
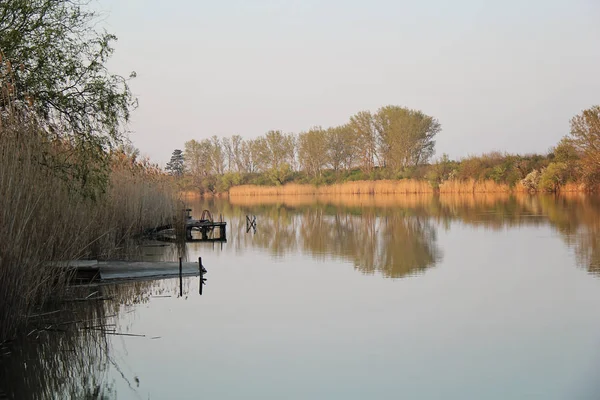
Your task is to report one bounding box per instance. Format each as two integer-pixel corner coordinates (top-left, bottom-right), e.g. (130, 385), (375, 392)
(99, 0), (600, 165)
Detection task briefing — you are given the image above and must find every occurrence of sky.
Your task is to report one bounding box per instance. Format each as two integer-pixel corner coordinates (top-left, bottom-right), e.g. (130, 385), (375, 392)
(98, 0), (600, 166)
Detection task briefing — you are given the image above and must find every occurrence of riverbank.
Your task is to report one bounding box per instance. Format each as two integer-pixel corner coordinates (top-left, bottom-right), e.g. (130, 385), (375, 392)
(0, 114), (181, 342)
(226, 179), (589, 197)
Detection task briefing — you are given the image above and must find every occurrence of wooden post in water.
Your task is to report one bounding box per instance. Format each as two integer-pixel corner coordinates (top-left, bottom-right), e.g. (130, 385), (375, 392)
(179, 257), (183, 297)
(246, 215), (256, 234)
(199, 257), (204, 295)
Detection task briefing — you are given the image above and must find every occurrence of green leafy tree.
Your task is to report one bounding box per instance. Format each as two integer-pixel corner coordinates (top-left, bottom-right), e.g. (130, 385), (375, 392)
(254, 130), (296, 184)
(210, 135), (225, 175)
(349, 111), (377, 172)
(184, 139), (223, 192)
(427, 153), (453, 188)
(552, 137), (581, 182)
(327, 124), (357, 172)
(239, 138), (261, 174)
(569, 106), (600, 185)
(553, 137), (580, 164)
(374, 106), (441, 173)
(298, 127), (328, 178)
(539, 162), (569, 192)
(0, 0), (136, 197)
(222, 135), (244, 172)
(0, 0), (136, 144)
(217, 172), (242, 192)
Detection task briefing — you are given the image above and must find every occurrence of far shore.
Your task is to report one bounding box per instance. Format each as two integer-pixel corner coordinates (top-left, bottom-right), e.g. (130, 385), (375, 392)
(180, 179), (592, 199)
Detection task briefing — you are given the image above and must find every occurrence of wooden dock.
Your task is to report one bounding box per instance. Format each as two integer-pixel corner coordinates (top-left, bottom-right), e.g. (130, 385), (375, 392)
(185, 220), (227, 241)
(53, 260), (206, 282)
(146, 209), (227, 242)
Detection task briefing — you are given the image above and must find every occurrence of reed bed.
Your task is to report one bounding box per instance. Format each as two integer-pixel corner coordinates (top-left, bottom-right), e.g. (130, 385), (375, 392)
(436, 193), (513, 209)
(225, 176), (593, 197)
(0, 115), (179, 341)
(229, 179), (523, 197)
(561, 182), (587, 192)
(438, 179), (511, 193)
(230, 180), (434, 196)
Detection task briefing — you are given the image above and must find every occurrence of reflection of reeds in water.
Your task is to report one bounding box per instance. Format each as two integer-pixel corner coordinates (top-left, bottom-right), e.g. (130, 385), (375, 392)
(229, 193), (436, 209)
(230, 193), (517, 213)
(0, 277), (191, 399)
(0, 286), (114, 399)
(439, 179), (512, 193)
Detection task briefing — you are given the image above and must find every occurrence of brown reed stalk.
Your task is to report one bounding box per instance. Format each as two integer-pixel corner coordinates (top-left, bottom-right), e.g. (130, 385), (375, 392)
(0, 73), (178, 341)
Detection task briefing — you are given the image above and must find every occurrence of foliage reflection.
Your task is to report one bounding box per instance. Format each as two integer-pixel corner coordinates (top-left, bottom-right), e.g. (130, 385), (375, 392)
(198, 193), (600, 276)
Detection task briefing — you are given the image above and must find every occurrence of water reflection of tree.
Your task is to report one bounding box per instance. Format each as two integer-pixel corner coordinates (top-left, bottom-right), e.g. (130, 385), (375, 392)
(225, 193), (600, 277)
(251, 206), (299, 256)
(300, 210), (441, 277)
(537, 195), (600, 275)
(225, 202), (442, 278)
(379, 216), (441, 277)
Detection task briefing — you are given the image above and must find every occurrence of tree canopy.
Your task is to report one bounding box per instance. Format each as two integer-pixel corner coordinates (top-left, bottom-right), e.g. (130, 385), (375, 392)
(374, 106), (440, 171)
(0, 0), (135, 145)
(177, 105), (443, 189)
(570, 105), (600, 185)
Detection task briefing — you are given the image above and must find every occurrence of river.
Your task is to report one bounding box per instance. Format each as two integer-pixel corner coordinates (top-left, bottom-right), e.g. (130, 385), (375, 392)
(1, 194), (599, 399)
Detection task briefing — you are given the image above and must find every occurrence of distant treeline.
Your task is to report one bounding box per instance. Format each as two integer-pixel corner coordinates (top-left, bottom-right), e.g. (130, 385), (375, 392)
(171, 105), (600, 194)
(170, 105), (441, 192)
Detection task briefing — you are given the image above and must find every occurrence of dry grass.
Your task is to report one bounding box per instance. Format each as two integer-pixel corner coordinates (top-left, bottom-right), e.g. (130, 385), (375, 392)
(230, 179), (521, 197)
(561, 182), (587, 192)
(230, 180), (434, 196)
(229, 177), (592, 198)
(439, 179), (511, 193)
(0, 115), (178, 341)
(231, 178), (591, 198)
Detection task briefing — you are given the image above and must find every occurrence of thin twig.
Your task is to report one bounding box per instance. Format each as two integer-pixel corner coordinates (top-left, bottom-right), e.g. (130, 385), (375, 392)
(104, 332), (145, 338)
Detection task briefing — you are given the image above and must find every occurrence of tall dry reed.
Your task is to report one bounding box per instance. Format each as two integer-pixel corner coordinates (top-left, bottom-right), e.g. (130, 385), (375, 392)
(0, 115), (178, 341)
(229, 180), (434, 196)
(229, 179), (523, 197)
(438, 179), (511, 193)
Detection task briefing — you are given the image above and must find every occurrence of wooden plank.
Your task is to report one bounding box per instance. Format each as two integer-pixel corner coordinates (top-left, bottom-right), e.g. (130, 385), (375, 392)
(47, 260), (99, 270)
(97, 261), (201, 281)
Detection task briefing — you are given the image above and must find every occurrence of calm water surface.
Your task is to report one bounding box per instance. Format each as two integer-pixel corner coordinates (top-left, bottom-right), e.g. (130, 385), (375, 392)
(1, 194), (600, 399)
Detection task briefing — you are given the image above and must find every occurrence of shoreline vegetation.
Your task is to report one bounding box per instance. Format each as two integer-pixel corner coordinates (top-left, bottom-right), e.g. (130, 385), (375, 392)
(224, 180), (587, 197)
(177, 104), (599, 197)
(0, 2), (179, 342)
(173, 104), (600, 196)
(0, 105), (180, 341)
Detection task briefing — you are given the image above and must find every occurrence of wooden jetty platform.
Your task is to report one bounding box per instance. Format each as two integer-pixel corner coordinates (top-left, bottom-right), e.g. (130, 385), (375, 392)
(146, 209), (227, 242)
(53, 260), (206, 282)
